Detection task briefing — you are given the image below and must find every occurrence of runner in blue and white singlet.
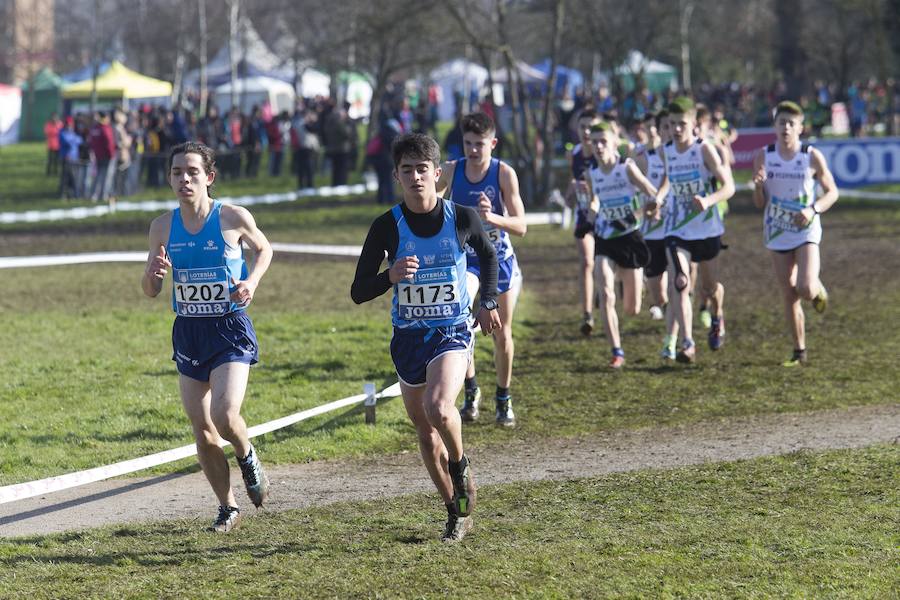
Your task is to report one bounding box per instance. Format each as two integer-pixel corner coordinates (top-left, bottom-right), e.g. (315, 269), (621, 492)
(435, 112), (527, 428)
(390, 200), (472, 330)
(142, 142), (274, 532)
(567, 108), (603, 337)
(589, 157), (643, 241)
(449, 157), (517, 281)
(167, 201), (247, 318)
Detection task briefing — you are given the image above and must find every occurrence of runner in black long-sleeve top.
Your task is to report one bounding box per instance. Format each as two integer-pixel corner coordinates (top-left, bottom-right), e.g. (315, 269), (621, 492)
(350, 133), (501, 543)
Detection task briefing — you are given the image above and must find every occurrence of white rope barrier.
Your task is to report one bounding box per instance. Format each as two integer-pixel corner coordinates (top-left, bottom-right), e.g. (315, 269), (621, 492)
(0, 382), (402, 505)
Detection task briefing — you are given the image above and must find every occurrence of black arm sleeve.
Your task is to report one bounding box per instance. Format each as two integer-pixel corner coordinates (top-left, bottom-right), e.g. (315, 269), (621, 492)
(350, 211), (398, 304)
(456, 205), (498, 304)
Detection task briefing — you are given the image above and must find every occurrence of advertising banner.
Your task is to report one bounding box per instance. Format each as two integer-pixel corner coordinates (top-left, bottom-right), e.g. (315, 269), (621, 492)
(733, 129), (900, 188)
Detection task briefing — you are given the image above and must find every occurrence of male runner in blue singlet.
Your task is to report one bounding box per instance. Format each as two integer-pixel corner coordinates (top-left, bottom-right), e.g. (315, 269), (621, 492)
(142, 142), (273, 533)
(436, 112), (526, 427)
(352, 133), (501, 542)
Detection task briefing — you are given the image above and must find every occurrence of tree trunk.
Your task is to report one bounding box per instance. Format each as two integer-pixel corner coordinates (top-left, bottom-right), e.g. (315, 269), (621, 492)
(538, 0), (565, 207)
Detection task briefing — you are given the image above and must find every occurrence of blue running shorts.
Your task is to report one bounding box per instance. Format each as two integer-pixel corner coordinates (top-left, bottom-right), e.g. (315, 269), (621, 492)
(172, 311), (259, 381)
(467, 254), (522, 295)
(390, 324), (473, 387)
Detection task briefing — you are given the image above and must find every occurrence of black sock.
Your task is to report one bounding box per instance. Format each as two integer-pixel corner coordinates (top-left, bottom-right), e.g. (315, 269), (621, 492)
(448, 455), (468, 479)
(464, 377), (478, 394)
(496, 386), (510, 400)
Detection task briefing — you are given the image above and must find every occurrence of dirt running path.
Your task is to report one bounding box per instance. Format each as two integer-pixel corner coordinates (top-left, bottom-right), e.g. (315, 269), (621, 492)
(1, 404), (897, 539)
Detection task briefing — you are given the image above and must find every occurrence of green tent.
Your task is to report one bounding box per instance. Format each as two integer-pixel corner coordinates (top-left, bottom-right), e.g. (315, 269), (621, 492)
(20, 68), (63, 141)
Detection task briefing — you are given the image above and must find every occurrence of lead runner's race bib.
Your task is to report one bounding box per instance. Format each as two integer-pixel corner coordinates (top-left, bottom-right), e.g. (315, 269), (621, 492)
(173, 266), (230, 317)
(766, 196), (807, 234)
(397, 267), (462, 321)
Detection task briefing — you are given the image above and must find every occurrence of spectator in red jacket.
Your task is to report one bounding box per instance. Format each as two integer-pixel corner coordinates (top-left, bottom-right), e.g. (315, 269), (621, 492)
(88, 111), (118, 202)
(44, 113), (62, 175)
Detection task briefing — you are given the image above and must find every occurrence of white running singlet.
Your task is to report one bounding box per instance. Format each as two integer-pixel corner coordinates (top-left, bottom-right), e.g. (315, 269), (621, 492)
(663, 139), (723, 240)
(762, 143), (822, 251)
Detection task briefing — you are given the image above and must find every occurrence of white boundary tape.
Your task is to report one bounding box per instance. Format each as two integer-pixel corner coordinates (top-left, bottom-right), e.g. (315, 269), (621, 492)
(0, 382), (402, 505)
(0, 214), (564, 269)
(0, 181), (378, 225)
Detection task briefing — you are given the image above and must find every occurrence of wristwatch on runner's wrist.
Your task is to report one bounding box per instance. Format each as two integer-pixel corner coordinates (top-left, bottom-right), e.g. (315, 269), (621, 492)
(480, 298), (499, 312)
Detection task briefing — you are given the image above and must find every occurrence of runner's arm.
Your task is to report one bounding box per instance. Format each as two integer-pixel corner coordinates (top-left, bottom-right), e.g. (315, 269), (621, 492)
(226, 205), (273, 305)
(697, 142), (736, 210)
(482, 163), (527, 237)
(141, 213), (171, 298)
(351, 212), (395, 304)
(810, 147), (839, 213)
(435, 160), (455, 198)
(457, 205), (498, 305)
(626, 158), (658, 199)
(751, 149), (768, 210)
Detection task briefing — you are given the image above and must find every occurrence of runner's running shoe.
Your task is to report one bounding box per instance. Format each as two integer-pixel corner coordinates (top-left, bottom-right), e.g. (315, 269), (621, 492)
(660, 345), (676, 361)
(708, 317), (725, 351)
(699, 305), (712, 329)
(676, 340), (696, 364)
(649, 305), (664, 321)
(782, 349), (808, 367)
(210, 505), (242, 533)
(460, 386), (481, 422)
(237, 445), (270, 508)
(580, 313), (595, 336)
(608, 354), (625, 369)
(450, 456), (476, 517)
(441, 508), (473, 543)
(812, 286), (829, 314)
(495, 397), (516, 427)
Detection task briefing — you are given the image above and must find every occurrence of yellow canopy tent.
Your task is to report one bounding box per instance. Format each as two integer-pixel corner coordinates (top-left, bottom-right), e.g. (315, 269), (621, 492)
(62, 61), (172, 103)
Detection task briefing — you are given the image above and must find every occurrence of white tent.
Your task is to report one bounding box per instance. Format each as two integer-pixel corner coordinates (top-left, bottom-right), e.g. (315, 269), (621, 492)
(615, 50), (678, 93)
(429, 59), (489, 122)
(214, 76), (296, 115)
(491, 60), (547, 84)
(299, 68), (330, 98)
(0, 84), (21, 146)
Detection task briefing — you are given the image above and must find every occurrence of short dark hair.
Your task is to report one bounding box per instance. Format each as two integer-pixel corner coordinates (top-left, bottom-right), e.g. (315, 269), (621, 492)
(460, 112), (496, 136)
(667, 96), (696, 115)
(695, 103), (710, 121)
(168, 141), (216, 176)
(654, 109), (669, 128)
(774, 100), (804, 119)
(392, 133), (441, 169)
(578, 108), (598, 121)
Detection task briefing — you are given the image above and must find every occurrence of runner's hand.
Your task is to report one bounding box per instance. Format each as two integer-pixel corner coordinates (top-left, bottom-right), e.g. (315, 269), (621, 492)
(793, 207), (814, 228)
(644, 200), (659, 220)
(692, 194), (707, 212)
(477, 192), (493, 222)
(389, 255), (419, 284)
(752, 164), (767, 188)
(476, 307), (502, 335)
(230, 275), (257, 307)
(146, 245), (171, 280)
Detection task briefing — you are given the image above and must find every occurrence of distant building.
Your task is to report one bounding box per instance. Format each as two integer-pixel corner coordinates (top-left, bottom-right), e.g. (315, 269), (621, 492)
(0, 0), (55, 84)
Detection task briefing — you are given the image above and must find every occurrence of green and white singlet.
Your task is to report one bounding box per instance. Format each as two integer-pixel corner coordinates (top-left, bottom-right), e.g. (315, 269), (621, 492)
(663, 139), (723, 240)
(762, 143), (821, 251)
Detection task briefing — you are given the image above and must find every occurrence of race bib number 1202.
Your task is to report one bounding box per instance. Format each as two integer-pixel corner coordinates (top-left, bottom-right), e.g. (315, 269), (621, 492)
(173, 266), (230, 316)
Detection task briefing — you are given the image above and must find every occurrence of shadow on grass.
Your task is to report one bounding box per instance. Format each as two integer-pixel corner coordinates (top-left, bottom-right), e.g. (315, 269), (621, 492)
(0, 540), (322, 568)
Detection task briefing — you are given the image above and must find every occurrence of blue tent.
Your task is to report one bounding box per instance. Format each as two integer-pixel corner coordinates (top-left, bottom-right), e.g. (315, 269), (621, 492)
(60, 62), (112, 84)
(531, 59), (585, 96)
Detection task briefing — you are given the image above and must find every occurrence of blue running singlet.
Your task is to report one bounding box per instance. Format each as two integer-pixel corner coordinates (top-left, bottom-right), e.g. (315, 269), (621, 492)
(390, 200), (472, 330)
(167, 201), (247, 317)
(449, 158), (515, 268)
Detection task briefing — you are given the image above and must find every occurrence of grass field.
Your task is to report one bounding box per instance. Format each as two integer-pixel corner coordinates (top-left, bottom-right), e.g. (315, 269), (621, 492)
(1, 445), (896, 597)
(2, 186), (898, 596)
